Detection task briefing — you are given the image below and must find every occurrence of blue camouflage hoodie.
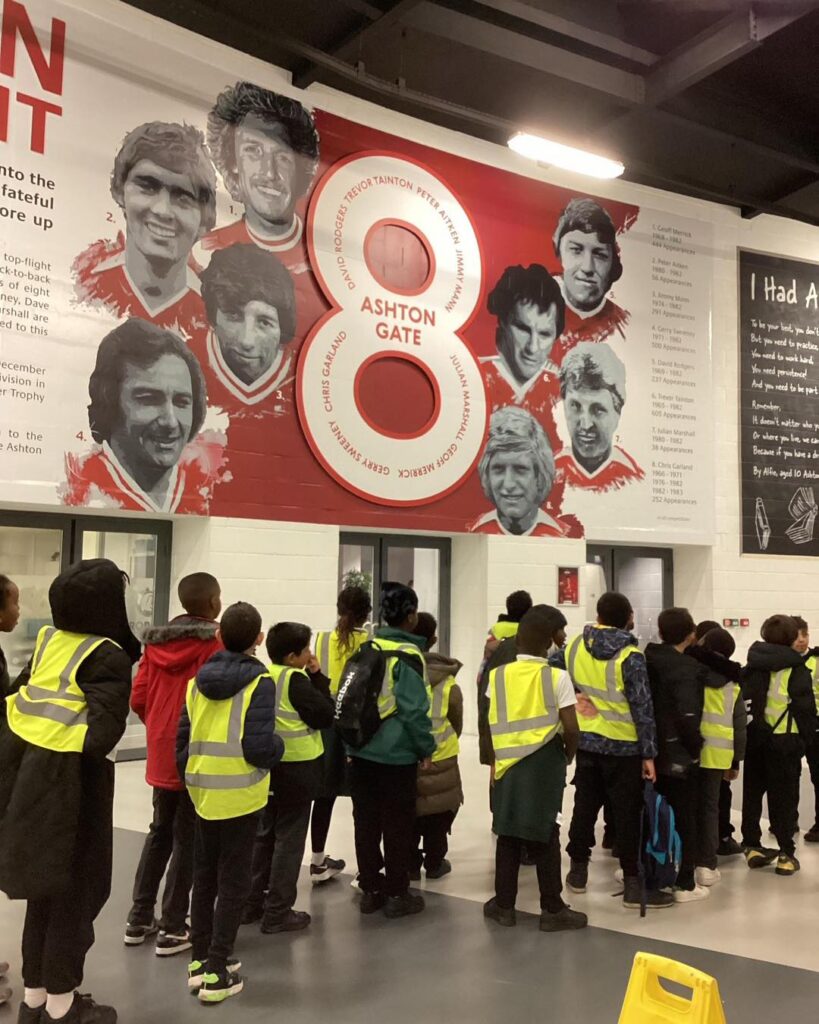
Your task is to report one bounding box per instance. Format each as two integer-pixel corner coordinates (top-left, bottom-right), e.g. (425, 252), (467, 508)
(552, 624), (657, 758)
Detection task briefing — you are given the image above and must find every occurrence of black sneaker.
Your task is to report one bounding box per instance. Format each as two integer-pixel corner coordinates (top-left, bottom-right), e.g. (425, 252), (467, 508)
(188, 959), (241, 994)
(775, 853), (801, 876)
(540, 905), (588, 932)
(17, 1000), (43, 1022)
(359, 890), (387, 914)
(623, 877), (674, 909)
(425, 859), (452, 880)
(155, 929), (192, 957)
(804, 825), (819, 843)
(241, 903), (263, 926)
(384, 892), (425, 919)
(197, 969), (244, 1005)
(566, 860), (588, 894)
(745, 846), (778, 869)
(483, 897), (516, 927)
(42, 993), (116, 1023)
(123, 918), (158, 946)
(717, 837), (744, 856)
(260, 910), (311, 933)
(310, 856), (346, 885)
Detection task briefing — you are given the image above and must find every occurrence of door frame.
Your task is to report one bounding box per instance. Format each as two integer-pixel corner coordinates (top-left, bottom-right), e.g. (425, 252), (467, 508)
(586, 543), (674, 609)
(339, 532), (452, 654)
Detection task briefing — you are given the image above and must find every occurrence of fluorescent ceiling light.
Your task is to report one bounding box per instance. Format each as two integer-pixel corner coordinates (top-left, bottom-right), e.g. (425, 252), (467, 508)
(508, 132), (624, 179)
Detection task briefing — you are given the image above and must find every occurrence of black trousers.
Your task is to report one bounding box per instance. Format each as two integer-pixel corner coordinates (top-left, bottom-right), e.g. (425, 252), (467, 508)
(742, 739), (802, 856)
(806, 740), (819, 828)
(718, 778), (734, 842)
(567, 751), (643, 877)
(350, 758), (417, 898)
(656, 772), (698, 889)
(311, 796), (336, 854)
(190, 812), (257, 973)
(696, 767), (723, 870)
(495, 826), (565, 913)
(129, 788), (195, 932)
(247, 793), (311, 921)
(414, 810), (455, 871)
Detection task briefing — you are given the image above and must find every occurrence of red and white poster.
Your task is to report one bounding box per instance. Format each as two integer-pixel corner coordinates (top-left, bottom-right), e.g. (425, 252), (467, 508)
(0, 0), (714, 542)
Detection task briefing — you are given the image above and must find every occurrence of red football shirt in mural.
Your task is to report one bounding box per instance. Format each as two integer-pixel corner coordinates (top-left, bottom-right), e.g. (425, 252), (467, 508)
(556, 446), (644, 493)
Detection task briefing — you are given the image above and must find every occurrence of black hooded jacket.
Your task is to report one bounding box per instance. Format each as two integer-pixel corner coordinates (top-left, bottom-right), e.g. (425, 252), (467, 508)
(176, 650), (284, 782)
(0, 558), (140, 900)
(742, 641), (816, 747)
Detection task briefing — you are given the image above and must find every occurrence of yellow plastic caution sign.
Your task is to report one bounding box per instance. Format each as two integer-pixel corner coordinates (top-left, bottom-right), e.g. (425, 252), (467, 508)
(618, 952), (727, 1023)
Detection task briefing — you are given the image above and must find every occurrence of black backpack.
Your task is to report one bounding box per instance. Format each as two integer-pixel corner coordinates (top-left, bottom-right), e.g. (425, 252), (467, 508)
(334, 640), (424, 749)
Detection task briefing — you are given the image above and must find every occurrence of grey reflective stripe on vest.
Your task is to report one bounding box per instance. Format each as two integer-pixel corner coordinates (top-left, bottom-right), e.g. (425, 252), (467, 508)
(30, 626), (56, 672)
(24, 633), (103, 704)
(490, 664), (559, 738)
(566, 635), (633, 722)
(702, 685), (735, 736)
(188, 685), (246, 759)
(12, 693), (88, 727)
(431, 684), (455, 744)
(274, 669), (315, 739)
(186, 769), (268, 789)
(813, 661), (819, 684)
(315, 632), (330, 677)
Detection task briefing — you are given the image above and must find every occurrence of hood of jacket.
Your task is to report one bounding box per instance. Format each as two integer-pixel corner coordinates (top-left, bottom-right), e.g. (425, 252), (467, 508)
(194, 650), (267, 700)
(746, 641), (804, 673)
(582, 623), (639, 661)
(49, 557), (140, 663)
(424, 651), (463, 687)
(686, 644), (742, 683)
(141, 616), (220, 674)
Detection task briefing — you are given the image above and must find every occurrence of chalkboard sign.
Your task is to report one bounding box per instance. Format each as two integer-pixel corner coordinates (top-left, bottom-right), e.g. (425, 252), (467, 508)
(739, 249), (819, 555)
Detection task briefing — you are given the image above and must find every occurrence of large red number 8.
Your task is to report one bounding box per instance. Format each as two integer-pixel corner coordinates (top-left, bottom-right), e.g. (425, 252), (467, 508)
(298, 151), (487, 505)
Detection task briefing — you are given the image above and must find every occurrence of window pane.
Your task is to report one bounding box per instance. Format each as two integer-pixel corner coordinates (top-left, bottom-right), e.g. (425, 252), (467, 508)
(81, 531), (158, 637)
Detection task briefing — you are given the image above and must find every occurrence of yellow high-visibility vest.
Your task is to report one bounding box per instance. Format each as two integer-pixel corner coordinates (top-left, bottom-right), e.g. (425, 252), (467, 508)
(314, 627), (369, 697)
(765, 669), (799, 735)
(270, 665), (324, 763)
(185, 674), (270, 821)
(430, 676), (459, 762)
(806, 655), (819, 712)
(565, 633), (639, 743)
(490, 621), (519, 642)
(6, 626), (112, 753)
(372, 637), (429, 717)
(488, 660), (563, 780)
(701, 684), (738, 770)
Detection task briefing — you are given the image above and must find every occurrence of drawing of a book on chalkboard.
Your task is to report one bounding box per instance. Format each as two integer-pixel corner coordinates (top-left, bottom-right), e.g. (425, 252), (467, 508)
(755, 497), (771, 551)
(786, 487), (818, 545)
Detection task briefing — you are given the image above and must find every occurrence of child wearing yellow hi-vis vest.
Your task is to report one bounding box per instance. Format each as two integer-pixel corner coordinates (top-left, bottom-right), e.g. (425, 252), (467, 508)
(484, 605), (586, 932)
(310, 585), (372, 885)
(244, 621), (335, 934)
(412, 612), (464, 880)
(177, 602), (283, 1005)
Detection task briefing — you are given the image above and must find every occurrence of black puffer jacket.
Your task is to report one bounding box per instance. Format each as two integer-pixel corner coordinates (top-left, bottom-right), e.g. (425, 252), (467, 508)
(645, 642), (724, 778)
(176, 650), (284, 781)
(0, 559), (139, 900)
(742, 641), (816, 750)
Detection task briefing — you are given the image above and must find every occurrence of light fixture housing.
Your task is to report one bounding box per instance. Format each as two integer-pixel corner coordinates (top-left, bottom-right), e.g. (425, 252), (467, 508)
(508, 132), (625, 180)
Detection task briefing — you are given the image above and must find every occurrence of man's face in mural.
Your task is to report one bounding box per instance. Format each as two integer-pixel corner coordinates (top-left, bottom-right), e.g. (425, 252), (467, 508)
(559, 229), (615, 312)
(234, 115), (298, 229)
(123, 159), (204, 266)
(497, 300), (559, 385)
(564, 385), (620, 472)
(110, 354), (194, 480)
(487, 449), (544, 533)
(215, 299), (282, 384)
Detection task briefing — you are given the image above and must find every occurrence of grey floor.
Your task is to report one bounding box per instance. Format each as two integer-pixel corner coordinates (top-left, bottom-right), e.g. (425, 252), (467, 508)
(1, 828), (818, 1021)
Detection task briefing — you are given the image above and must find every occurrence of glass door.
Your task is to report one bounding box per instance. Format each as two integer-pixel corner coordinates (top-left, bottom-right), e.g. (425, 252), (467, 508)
(339, 533), (451, 653)
(586, 544), (673, 647)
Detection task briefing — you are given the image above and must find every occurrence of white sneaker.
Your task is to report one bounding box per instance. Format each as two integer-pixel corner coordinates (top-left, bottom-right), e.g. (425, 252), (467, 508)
(673, 884), (710, 903)
(695, 866), (721, 887)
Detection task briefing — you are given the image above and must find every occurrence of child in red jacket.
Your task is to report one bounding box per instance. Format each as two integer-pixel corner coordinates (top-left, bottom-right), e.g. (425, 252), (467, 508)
(125, 573), (222, 955)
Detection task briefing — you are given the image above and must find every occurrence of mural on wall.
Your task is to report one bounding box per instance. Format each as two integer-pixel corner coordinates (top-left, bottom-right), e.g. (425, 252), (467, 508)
(0, 0), (714, 542)
(739, 249), (819, 556)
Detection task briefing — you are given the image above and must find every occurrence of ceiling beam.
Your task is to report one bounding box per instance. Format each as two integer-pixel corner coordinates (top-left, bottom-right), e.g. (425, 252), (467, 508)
(645, 5), (807, 106)
(403, 1), (645, 103)
(335, 0), (383, 20)
(469, 0), (658, 66)
(292, 0), (423, 90)
(741, 172), (818, 218)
